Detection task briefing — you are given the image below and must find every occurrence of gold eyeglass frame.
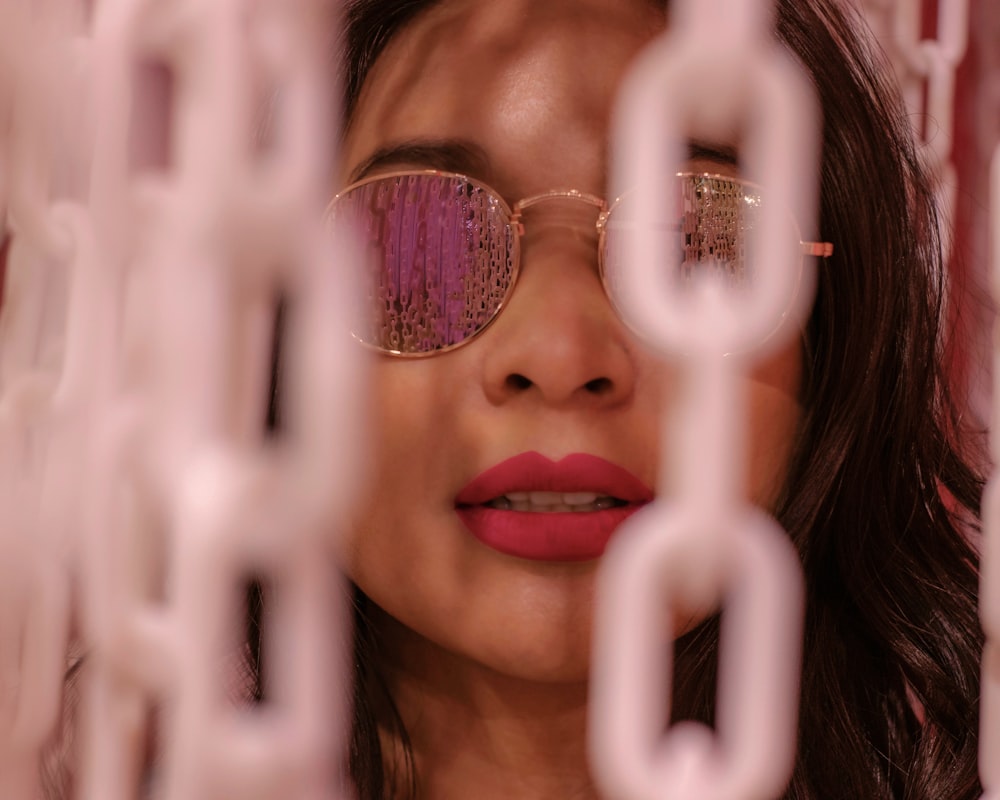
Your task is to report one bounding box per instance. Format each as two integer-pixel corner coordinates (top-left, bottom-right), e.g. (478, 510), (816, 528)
(329, 168), (834, 357)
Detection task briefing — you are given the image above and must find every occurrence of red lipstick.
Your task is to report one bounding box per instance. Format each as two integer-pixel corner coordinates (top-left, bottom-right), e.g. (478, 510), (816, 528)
(455, 451), (653, 562)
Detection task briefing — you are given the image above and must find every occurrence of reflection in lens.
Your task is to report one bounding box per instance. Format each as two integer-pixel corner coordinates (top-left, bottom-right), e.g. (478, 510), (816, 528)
(600, 173), (811, 353)
(678, 175), (759, 284)
(331, 174), (516, 353)
(601, 174), (791, 311)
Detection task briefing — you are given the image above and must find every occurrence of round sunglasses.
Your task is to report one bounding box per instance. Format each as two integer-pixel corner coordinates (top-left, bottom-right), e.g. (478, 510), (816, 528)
(327, 169), (833, 356)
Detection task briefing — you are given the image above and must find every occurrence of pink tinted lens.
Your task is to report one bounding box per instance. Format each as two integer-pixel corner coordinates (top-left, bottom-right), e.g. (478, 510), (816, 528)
(333, 173), (516, 353)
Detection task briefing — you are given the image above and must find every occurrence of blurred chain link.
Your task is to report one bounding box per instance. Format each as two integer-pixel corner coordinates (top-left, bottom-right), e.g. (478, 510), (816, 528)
(0, 1), (362, 798)
(0, 0), (994, 799)
(858, 0), (967, 260)
(588, 0), (810, 797)
(981, 143), (1000, 800)
(0, 3), (86, 797)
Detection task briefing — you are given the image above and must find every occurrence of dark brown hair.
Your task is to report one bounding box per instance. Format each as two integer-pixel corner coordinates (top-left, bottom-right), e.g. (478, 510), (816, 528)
(340, 1), (985, 798)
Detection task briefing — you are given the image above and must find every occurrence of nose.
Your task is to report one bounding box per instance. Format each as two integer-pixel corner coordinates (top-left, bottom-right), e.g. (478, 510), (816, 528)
(479, 217), (638, 408)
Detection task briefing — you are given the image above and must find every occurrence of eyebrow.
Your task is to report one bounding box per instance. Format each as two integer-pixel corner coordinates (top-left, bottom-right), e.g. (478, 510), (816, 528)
(347, 139), (494, 184)
(347, 138), (738, 188)
(686, 141), (740, 166)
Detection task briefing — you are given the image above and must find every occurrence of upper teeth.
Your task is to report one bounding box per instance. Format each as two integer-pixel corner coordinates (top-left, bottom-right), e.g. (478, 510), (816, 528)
(487, 492), (620, 512)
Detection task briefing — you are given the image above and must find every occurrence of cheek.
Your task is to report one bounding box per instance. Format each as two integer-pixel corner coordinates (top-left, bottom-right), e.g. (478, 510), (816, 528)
(657, 337), (802, 509)
(341, 358), (459, 572)
(745, 337), (803, 507)
(339, 352), (502, 603)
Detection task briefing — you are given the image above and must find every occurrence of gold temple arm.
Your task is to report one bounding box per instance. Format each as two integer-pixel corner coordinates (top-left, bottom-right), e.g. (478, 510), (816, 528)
(801, 241), (834, 258)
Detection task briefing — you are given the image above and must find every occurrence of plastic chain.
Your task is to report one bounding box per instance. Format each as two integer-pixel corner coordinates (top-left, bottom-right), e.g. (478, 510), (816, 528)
(81, 2), (363, 799)
(980, 144), (1000, 800)
(588, 0), (817, 798)
(0, 3), (89, 798)
(858, 0), (968, 260)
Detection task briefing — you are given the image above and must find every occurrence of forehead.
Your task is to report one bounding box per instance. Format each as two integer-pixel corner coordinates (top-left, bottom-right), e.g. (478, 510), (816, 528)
(342, 0), (665, 193)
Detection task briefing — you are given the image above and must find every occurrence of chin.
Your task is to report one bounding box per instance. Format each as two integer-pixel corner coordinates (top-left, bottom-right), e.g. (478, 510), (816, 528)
(475, 627), (594, 684)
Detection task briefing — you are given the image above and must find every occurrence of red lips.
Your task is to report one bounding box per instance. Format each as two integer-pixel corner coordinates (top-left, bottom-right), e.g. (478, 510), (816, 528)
(455, 452), (653, 562)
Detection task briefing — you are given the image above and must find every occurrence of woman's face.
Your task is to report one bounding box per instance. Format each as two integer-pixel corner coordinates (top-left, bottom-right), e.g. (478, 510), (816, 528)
(340, 0), (802, 682)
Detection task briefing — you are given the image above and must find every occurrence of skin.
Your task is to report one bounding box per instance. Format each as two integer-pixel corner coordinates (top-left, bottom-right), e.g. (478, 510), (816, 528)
(340, 0), (803, 796)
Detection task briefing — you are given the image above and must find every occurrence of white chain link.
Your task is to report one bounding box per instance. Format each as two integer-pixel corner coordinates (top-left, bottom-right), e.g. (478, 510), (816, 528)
(981, 143), (1000, 800)
(0, 1), (363, 798)
(0, 0), (995, 798)
(587, 1), (812, 797)
(858, 0), (968, 259)
(0, 3), (88, 797)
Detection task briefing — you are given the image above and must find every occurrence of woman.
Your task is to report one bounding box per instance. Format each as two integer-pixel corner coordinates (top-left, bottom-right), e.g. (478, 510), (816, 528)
(334, 0), (985, 798)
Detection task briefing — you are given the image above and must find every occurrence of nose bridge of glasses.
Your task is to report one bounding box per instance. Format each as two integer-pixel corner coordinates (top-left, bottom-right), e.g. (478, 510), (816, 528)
(510, 189), (609, 238)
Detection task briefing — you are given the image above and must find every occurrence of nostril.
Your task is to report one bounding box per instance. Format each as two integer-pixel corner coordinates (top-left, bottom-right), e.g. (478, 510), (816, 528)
(584, 377), (613, 394)
(502, 373), (615, 395)
(505, 374), (533, 392)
